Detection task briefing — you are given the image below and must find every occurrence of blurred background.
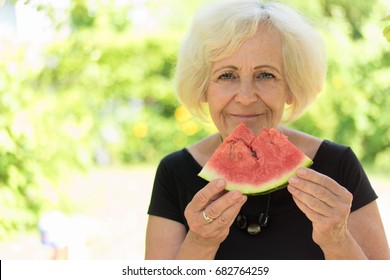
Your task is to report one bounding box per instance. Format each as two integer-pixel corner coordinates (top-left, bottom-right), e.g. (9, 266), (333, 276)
(0, 0), (389, 259)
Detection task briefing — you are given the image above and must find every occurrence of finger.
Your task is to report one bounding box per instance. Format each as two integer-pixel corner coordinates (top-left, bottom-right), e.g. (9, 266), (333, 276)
(214, 195), (247, 226)
(291, 168), (353, 207)
(205, 190), (246, 220)
(191, 179), (226, 211)
(290, 191), (325, 218)
(288, 175), (334, 208)
(295, 168), (344, 195)
(288, 184), (331, 216)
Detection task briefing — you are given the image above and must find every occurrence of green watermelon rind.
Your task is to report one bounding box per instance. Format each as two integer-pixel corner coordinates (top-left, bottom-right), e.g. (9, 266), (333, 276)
(199, 157), (313, 196)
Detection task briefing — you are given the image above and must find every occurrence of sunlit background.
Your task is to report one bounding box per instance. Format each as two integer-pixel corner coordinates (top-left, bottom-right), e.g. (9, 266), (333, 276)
(0, 0), (389, 259)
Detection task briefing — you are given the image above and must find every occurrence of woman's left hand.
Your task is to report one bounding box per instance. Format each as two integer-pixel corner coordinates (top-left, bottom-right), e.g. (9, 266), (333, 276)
(287, 167), (353, 251)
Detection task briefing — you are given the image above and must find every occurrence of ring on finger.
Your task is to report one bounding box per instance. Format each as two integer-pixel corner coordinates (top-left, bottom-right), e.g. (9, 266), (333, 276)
(202, 210), (215, 223)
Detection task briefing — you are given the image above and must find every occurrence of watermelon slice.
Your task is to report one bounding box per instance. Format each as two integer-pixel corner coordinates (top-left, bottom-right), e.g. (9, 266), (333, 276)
(198, 123), (313, 195)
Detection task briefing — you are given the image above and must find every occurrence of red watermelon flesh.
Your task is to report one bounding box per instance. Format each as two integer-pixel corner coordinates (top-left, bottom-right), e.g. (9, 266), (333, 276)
(198, 123), (313, 195)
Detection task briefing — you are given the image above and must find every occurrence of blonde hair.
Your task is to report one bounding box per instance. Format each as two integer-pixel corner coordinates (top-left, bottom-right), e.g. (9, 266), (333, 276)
(175, 0), (327, 122)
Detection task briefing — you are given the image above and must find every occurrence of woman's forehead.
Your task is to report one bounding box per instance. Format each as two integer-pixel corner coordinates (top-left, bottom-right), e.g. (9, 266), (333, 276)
(211, 26), (283, 70)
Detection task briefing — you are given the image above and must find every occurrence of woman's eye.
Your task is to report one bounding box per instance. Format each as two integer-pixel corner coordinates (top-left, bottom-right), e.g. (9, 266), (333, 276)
(218, 72), (237, 80)
(257, 72), (275, 80)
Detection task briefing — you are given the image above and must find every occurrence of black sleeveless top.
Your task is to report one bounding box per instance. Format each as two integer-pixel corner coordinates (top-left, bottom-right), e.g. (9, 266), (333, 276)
(147, 140), (377, 259)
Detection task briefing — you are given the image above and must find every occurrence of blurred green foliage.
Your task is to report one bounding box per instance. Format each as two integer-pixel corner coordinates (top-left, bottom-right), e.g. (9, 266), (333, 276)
(0, 0), (389, 238)
(384, 15), (390, 42)
(290, 0), (390, 167)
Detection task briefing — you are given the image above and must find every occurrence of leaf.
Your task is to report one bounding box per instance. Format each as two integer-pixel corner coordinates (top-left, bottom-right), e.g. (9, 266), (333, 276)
(383, 26), (390, 42)
(382, 15), (390, 21)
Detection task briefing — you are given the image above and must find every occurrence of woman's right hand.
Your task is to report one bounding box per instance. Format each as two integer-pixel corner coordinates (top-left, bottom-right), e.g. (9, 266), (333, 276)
(184, 179), (247, 249)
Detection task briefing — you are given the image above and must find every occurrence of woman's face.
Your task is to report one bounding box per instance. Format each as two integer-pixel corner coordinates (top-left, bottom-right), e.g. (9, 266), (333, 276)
(206, 25), (290, 138)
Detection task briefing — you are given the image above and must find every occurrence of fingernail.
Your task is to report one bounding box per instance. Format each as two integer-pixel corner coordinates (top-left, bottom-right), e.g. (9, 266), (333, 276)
(287, 184), (296, 192)
(289, 176), (299, 184)
(231, 191), (242, 200)
(216, 179), (225, 188)
(297, 168), (306, 176)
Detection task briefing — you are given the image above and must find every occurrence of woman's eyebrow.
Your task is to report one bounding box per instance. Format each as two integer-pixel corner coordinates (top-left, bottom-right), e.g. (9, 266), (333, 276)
(212, 65), (281, 75)
(212, 65), (239, 75)
(254, 65), (281, 74)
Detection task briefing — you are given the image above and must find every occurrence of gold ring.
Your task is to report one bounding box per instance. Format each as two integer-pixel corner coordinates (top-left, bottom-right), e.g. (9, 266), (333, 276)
(202, 210), (214, 223)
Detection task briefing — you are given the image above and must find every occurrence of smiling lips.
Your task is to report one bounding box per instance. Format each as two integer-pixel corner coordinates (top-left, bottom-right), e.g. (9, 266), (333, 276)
(230, 113), (263, 119)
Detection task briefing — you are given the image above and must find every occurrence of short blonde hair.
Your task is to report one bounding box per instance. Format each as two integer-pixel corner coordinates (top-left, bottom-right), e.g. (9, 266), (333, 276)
(175, 0), (327, 122)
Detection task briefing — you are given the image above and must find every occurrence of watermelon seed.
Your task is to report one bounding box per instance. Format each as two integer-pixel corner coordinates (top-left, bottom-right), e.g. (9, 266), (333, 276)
(251, 149), (257, 158)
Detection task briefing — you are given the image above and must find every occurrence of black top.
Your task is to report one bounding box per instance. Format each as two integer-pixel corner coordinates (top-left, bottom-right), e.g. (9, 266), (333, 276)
(147, 140), (378, 259)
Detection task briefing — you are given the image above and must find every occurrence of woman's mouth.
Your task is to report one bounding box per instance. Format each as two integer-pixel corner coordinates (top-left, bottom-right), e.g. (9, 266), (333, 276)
(230, 113), (262, 120)
(224, 113), (270, 135)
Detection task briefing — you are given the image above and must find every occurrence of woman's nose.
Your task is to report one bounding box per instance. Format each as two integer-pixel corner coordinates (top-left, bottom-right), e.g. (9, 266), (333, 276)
(234, 80), (258, 105)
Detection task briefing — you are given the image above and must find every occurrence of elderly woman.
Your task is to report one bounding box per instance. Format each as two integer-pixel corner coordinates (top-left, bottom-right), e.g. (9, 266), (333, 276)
(145, 0), (390, 259)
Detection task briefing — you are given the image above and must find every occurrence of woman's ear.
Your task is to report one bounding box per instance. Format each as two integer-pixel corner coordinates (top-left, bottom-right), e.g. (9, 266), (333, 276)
(286, 92), (293, 105)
